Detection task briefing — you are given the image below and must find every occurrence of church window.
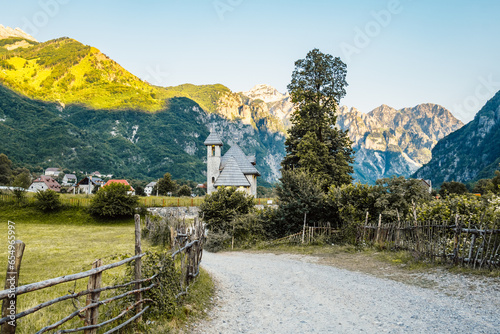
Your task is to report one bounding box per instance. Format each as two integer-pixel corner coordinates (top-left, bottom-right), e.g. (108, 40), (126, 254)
(211, 145), (215, 156)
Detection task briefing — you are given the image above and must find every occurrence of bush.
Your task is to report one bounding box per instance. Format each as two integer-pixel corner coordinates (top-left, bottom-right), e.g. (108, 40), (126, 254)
(439, 181), (468, 197)
(417, 193), (500, 226)
(88, 183), (138, 218)
(126, 250), (179, 319)
(177, 185), (192, 197)
(274, 170), (329, 237)
(35, 189), (62, 212)
(205, 231), (232, 252)
(230, 211), (267, 248)
(329, 183), (382, 243)
(142, 214), (176, 248)
(199, 187), (255, 233)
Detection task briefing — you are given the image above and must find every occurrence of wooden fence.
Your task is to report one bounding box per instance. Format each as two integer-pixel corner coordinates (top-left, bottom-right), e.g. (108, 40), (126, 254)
(0, 214), (206, 333)
(360, 214), (500, 269)
(0, 195), (276, 208)
(169, 217), (205, 298)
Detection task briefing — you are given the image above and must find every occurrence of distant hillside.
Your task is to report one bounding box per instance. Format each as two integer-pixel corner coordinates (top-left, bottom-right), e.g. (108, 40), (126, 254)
(337, 104), (463, 183)
(0, 37), (166, 111)
(414, 90), (500, 185)
(0, 84), (284, 183)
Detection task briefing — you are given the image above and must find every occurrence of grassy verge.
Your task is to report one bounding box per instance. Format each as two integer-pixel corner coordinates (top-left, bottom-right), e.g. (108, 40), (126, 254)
(251, 242), (500, 277)
(0, 203), (215, 333)
(145, 268), (215, 333)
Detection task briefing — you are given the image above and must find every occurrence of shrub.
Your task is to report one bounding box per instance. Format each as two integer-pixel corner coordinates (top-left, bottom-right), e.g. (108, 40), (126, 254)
(88, 183), (138, 218)
(199, 187), (254, 233)
(439, 181), (469, 197)
(177, 185), (192, 197)
(230, 211), (267, 248)
(204, 231), (232, 252)
(125, 250), (179, 319)
(329, 183), (382, 243)
(274, 170), (328, 237)
(142, 214), (176, 248)
(35, 189), (62, 212)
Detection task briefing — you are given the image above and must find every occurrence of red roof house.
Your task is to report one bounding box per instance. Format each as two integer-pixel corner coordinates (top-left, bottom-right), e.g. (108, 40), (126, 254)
(103, 179), (135, 194)
(28, 175), (62, 193)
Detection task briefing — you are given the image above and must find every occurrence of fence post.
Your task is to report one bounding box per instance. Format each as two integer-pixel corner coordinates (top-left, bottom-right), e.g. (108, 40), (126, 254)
(1, 240), (25, 334)
(453, 215), (460, 265)
(396, 209), (401, 247)
(376, 214), (382, 244)
(301, 212), (307, 244)
(134, 214), (143, 322)
(84, 259), (102, 334)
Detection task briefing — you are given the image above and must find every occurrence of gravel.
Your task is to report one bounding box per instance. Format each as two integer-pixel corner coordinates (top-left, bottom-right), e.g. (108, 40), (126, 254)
(190, 251), (500, 334)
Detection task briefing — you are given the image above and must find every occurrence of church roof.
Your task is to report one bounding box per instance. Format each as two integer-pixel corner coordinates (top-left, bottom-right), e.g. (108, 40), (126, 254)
(204, 131), (223, 146)
(214, 157), (251, 187)
(221, 144), (260, 175)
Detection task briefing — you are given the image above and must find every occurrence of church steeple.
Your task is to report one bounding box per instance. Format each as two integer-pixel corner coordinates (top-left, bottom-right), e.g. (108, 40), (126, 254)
(204, 130), (223, 194)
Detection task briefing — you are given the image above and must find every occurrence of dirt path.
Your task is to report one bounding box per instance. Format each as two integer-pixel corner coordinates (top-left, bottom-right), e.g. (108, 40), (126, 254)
(190, 251), (499, 334)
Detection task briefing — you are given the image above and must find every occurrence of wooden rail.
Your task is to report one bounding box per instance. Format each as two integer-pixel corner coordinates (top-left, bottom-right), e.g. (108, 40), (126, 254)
(171, 217), (205, 297)
(0, 214), (153, 333)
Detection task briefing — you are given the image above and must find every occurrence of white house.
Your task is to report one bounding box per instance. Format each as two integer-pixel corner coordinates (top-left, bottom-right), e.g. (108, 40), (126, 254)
(75, 176), (104, 194)
(45, 168), (62, 177)
(204, 130), (260, 197)
(145, 181), (157, 196)
(62, 174), (77, 186)
(28, 176), (62, 192)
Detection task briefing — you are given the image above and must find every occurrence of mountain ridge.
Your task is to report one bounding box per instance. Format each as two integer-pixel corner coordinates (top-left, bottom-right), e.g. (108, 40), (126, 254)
(0, 27), (467, 185)
(414, 90), (500, 185)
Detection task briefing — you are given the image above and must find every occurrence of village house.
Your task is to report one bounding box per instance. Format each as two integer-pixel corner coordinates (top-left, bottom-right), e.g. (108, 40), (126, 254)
(204, 130), (260, 197)
(103, 179), (135, 195)
(144, 181), (157, 196)
(44, 167), (62, 177)
(28, 175), (62, 192)
(62, 174), (77, 186)
(75, 176), (105, 194)
(419, 179), (432, 193)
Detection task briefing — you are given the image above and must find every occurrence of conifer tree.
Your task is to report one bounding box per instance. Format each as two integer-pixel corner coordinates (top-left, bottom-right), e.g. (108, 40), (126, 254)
(282, 49), (354, 189)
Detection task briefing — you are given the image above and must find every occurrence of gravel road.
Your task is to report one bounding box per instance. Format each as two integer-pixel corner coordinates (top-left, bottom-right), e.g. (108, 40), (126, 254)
(191, 251), (500, 334)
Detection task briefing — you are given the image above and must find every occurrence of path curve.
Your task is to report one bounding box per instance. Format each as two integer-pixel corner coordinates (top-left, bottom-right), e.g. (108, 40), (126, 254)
(192, 251), (499, 333)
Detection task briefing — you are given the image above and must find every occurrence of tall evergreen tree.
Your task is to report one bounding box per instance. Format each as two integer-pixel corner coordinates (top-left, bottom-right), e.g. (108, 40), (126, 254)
(282, 49), (354, 189)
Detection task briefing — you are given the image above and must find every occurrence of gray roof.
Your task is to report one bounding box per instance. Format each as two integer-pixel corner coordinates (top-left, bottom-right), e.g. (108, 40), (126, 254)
(65, 174), (77, 179)
(146, 181), (157, 187)
(204, 131), (223, 146)
(221, 144), (260, 176)
(214, 157), (251, 187)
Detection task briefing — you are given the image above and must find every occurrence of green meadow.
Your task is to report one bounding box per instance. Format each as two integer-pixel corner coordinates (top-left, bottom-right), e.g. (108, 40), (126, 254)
(0, 203), (213, 333)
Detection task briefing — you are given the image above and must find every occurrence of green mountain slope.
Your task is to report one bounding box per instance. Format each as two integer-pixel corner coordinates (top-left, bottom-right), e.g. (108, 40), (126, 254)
(413, 90), (500, 185)
(0, 83), (284, 183)
(0, 32), (285, 183)
(0, 37), (165, 111)
(162, 83), (231, 113)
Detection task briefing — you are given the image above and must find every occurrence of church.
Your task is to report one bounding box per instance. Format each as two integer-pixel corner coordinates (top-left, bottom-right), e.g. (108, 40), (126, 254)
(204, 130), (260, 197)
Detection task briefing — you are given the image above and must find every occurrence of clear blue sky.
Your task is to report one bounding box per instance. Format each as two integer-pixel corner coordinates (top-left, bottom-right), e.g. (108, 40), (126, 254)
(1, 0), (499, 122)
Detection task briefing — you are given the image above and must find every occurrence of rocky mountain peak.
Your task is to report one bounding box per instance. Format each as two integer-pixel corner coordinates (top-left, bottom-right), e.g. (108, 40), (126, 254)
(0, 24), (37, 42)
(243, 84), (287, 103)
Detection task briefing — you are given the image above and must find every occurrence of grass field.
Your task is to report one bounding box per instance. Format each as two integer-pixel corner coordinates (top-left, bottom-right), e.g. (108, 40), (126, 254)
(0, 203), (213, 333)
(0, 193), (277, 208)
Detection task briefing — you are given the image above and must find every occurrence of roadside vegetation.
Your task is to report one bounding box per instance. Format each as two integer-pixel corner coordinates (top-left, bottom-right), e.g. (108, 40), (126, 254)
(0, 198), (214, 333)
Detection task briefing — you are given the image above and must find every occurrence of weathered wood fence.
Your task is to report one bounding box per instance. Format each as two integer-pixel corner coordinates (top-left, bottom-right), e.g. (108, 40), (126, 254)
(0, 214), (206, 333)
(360, 214), (500, 269)
(169, 217), (205, 298)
